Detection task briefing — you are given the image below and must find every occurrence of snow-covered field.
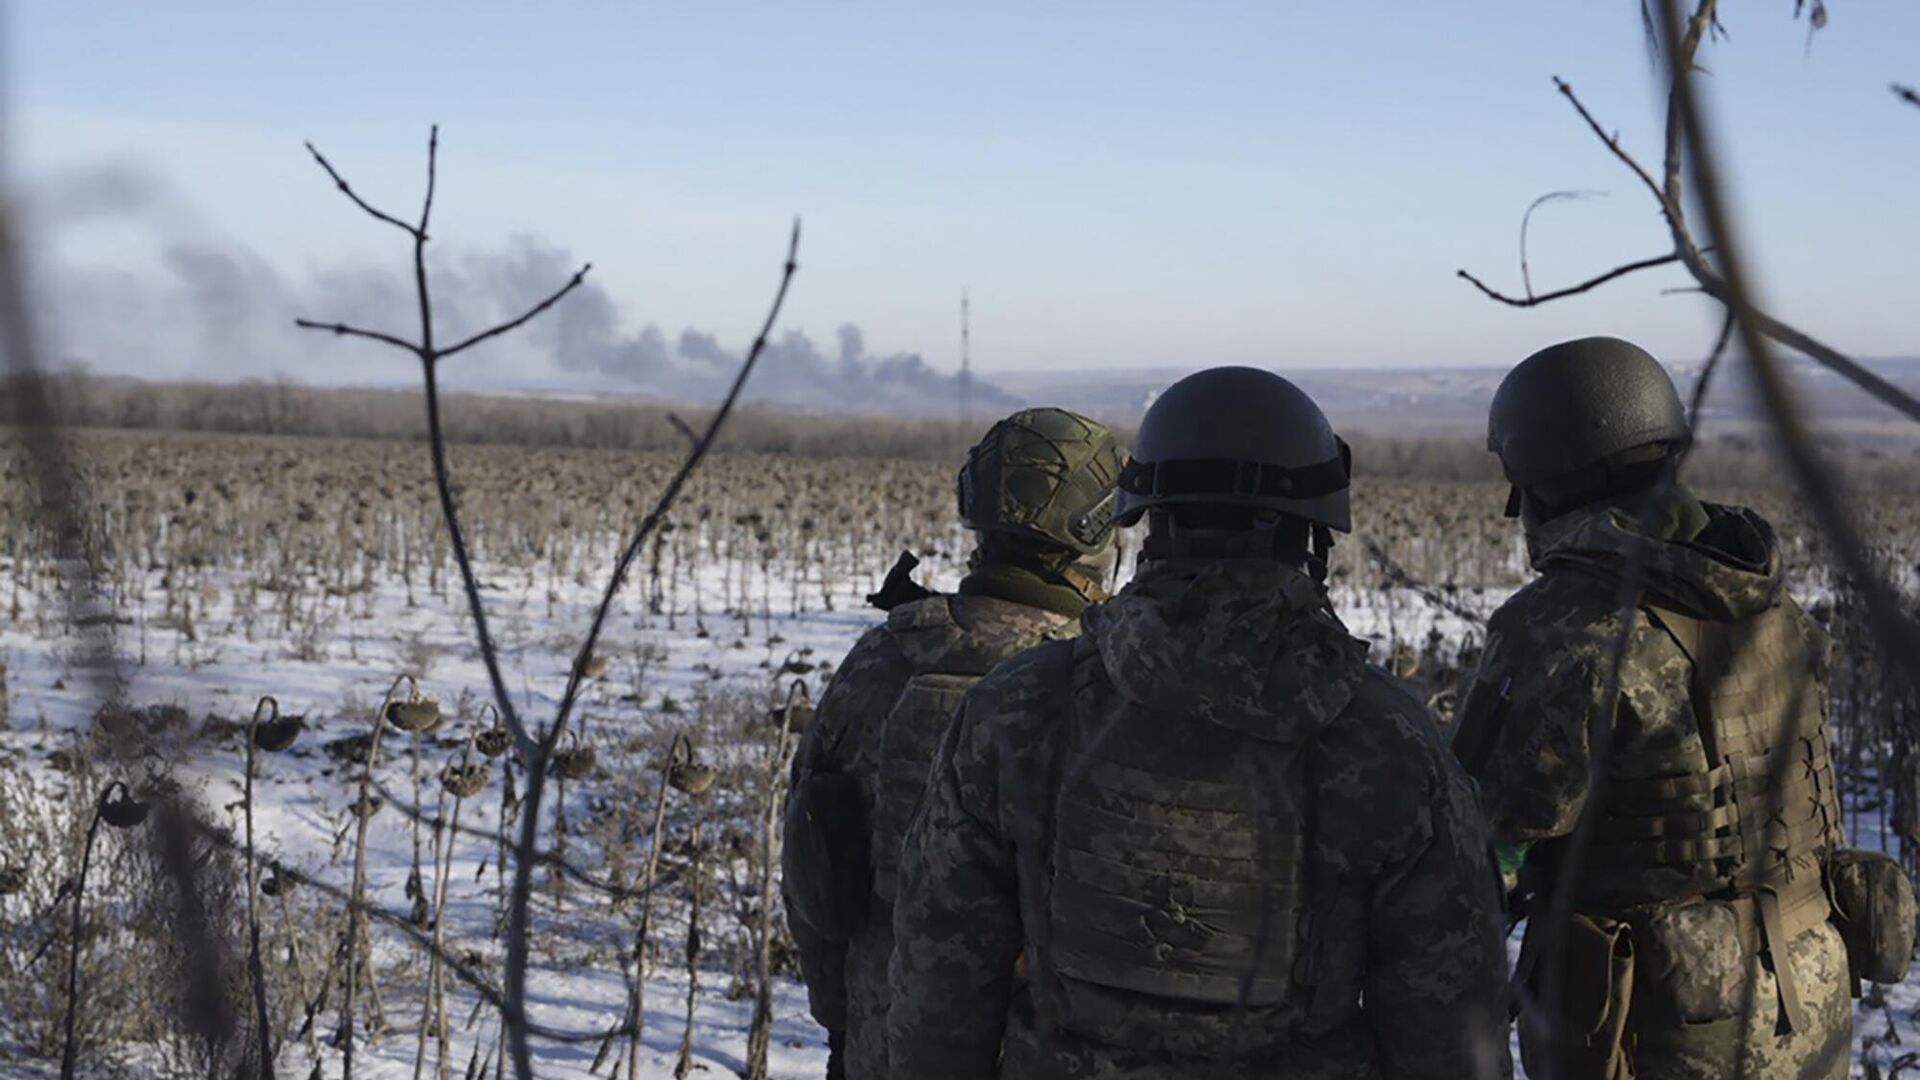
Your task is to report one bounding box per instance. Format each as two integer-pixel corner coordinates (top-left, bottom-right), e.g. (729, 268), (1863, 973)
(0, 510), (1912, 1078)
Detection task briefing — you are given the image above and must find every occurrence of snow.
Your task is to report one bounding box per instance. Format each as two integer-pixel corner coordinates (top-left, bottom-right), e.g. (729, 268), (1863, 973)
(0, 527), (1911, 1078)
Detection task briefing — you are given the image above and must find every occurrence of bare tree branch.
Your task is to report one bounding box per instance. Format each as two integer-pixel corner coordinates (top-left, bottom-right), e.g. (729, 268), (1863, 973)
(1552, 76), (1669, 214)
(303, 141), (420, 237)
(290, 319), (424, 356)
(1654, 0), (1920, 683)
(1461, 54), (1920, 429)
(502, 218), (802, 1080)
(438, 264), (593, 360)
(1455, 252), (1683, 308)
(665, 412), (701, 448)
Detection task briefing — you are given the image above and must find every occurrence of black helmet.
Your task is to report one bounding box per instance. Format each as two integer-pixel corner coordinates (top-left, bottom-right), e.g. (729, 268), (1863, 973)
(1116, 367), (1351, 532)
(1488, 336), (1690, 490)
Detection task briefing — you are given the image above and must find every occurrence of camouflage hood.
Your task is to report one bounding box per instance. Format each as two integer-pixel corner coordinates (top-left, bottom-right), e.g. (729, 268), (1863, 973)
(1531, 497), (1786, 620)
(1079, 559), (1369, 742)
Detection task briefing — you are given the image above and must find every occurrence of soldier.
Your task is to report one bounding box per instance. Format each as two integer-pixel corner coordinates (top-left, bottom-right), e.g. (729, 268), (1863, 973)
(1450, 336), (1907, 1078)
(782, 407), (1123, 1079)
(888, 367), (1512, 1079)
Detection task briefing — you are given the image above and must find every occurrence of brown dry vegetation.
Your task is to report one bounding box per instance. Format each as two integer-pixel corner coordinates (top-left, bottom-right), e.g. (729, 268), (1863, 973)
(0, 425), (1916, 1076)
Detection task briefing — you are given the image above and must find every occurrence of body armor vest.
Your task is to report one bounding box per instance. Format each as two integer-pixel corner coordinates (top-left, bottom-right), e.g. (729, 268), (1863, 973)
(868, 595), (1071, 904)
(1040, 643), (1316, 1054)
(1587, 601), (1841, 895)
(1584, 598), (1843, 1032)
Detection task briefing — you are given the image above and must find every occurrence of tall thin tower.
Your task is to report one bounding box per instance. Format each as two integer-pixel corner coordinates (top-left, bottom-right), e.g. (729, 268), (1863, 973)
(959, 288), (973, 428)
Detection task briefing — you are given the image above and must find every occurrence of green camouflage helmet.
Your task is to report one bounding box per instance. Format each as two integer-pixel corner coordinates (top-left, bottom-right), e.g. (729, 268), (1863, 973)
(957, 407), (1122, 557)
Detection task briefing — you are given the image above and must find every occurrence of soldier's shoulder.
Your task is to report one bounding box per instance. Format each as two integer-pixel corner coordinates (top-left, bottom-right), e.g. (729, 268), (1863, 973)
(1484, 567), (1623, 662)
(1316, 667), (1460, 872)
(824, 621), (915, 691)
(965, 637), (1078, 719)
(1330, 667), (1451, 775)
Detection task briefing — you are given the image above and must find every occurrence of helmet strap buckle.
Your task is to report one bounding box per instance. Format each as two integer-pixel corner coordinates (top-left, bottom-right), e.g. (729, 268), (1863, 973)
(1231, 460), (1263, 497)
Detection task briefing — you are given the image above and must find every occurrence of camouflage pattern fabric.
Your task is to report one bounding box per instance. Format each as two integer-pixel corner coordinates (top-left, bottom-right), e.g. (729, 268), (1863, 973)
(889, 559), (1512, 1079)
(1451, 497), (1853, 1079)
(784, 579), (1078, 1079)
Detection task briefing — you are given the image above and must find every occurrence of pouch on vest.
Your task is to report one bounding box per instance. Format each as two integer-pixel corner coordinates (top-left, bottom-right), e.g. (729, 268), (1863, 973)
(1824, 847), (1917, 985)
(782, 765), (871, 943)
(1635, 898), (1746, 1024)
(1519, 912), (1636, 1080)
(870, 673), (974, 903)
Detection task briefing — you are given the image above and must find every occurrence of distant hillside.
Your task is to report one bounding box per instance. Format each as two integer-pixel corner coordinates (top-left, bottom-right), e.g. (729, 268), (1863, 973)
(988, 357), (1920, 444)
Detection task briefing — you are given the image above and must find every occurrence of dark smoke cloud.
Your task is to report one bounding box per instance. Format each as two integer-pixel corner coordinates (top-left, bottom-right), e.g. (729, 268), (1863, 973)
(39, 184), (1017, 415)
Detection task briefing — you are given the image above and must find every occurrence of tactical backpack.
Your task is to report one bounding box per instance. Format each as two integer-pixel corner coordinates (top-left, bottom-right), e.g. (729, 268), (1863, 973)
(1020, 638), (1323, 1059)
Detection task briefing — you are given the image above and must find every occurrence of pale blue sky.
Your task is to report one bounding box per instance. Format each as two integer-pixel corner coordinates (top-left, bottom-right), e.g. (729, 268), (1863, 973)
(10, 2), (1919, 387)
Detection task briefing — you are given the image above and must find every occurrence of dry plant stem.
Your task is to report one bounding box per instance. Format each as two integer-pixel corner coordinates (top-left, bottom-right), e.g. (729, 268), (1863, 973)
(503, 221), (802, 1080)
(342, 673), (412, 1078)
(60, 781), (129, 1080)
(430, 739), (475, 1080)
(187, 817), (651, 1047)
(746, 714), (799, 1079)
(365, 772), (648, 901)
(628, 733), (691, 1079)
(246, 695), (283, 1079)
(674, 822), (704, 1080)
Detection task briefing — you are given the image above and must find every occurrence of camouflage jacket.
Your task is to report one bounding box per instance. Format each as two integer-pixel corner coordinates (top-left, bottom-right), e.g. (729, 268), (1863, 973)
(1450, 496), (1840, 908)
(784, 567), (1079, 1071)
(888, 559), (1512, 1080)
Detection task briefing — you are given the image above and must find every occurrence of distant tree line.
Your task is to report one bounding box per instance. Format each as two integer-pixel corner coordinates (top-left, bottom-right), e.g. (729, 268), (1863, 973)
(3, 370), (1916, 491)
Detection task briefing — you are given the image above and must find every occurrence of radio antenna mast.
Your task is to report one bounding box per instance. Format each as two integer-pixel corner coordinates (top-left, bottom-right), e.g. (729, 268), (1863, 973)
(960, 288), (973, 428)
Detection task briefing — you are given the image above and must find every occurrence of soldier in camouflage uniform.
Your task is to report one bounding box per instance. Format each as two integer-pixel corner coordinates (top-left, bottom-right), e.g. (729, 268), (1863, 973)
(1450, 336), (1867, 1079)
(888, 367), (1512, 1080)
(782, 407), (1123, 1079)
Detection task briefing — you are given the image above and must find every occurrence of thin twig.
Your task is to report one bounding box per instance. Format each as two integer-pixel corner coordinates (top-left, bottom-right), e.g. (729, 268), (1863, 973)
(665, 412), (701, 449)
(439, 265), (593, 360)
(1552, 76), (1669, 215)
(1895, 84), (1920, 110)
(1519, 190), (1605, 300)
(304, 142), (420, 236)
(291, 319), (423, 356)
(1456, 252), (1684, 308)
(502, 218), (802, 1080)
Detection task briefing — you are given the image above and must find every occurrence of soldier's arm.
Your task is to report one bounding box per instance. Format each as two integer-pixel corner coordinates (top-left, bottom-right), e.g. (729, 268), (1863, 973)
(887, 697), (1022, 1080)
(1449, 615), (1608, 852)
(783, 627), (906, 1035)
(1366, 756), (1514, 1080)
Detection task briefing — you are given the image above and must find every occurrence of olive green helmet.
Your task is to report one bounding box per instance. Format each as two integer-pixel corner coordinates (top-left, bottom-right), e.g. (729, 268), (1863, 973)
(1115, 367), (1352, 532)
(1488, 336), (1690, 490)
(957, 407), (1122, 557)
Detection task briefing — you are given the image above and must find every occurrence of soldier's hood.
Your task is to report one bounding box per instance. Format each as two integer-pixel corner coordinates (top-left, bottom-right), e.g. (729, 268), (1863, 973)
(1530, 499), (1786, 620)
(1080, 559), (1370, 741)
